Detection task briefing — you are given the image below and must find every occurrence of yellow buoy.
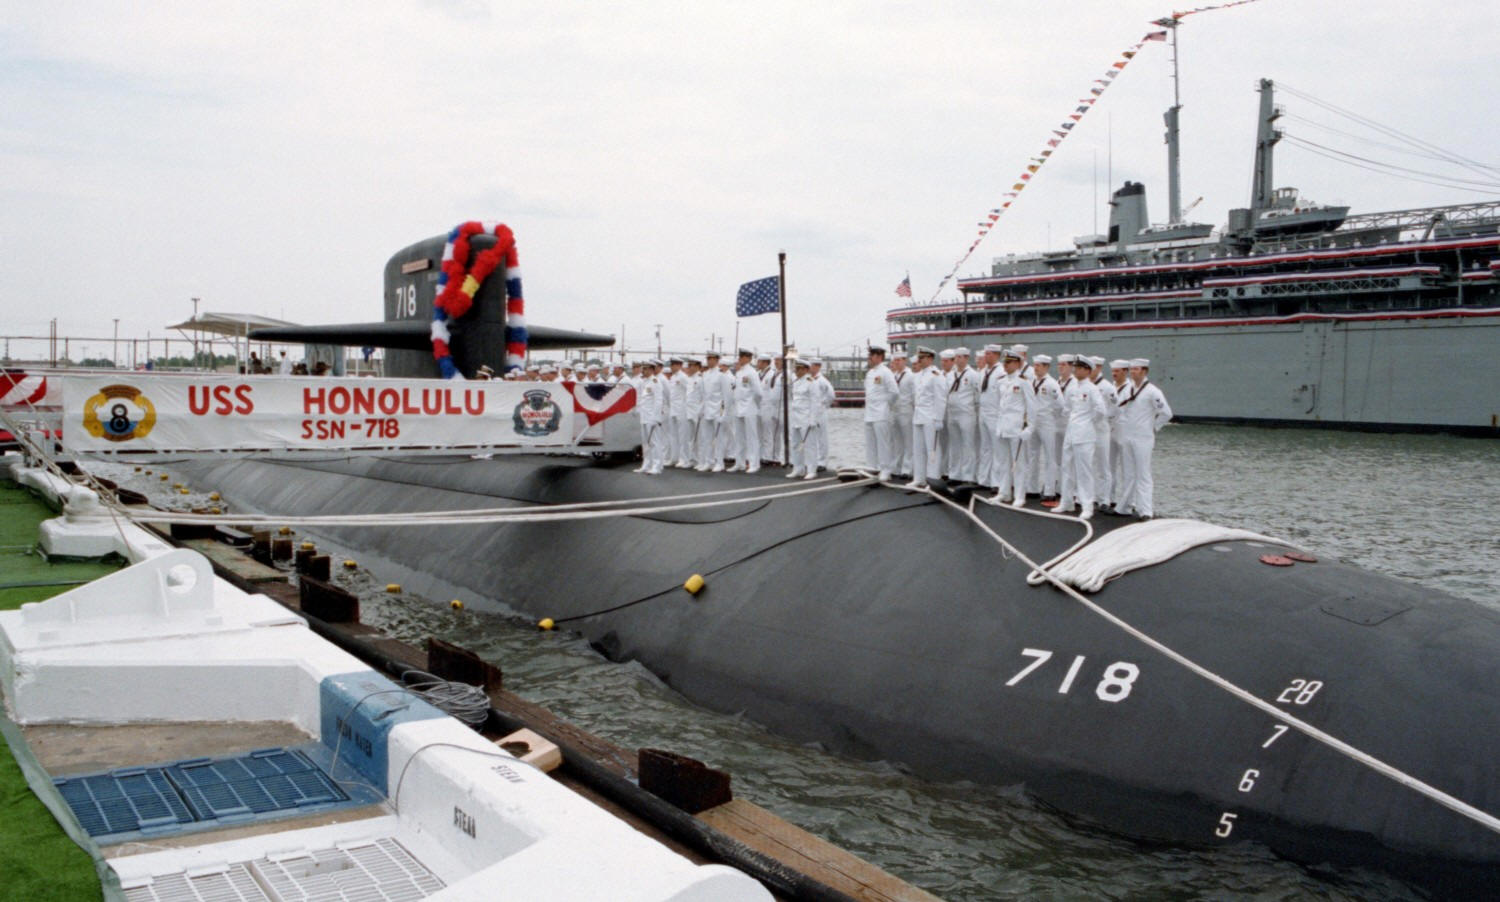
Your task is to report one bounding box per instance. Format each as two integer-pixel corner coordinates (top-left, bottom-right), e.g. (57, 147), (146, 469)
(178, 487), (190, 495)
(209, 506), (221, 514)
(133, 466), (142, 473)
(278, 526), (292, 536)
(342, 559), (358, 570)
(385, 583), (402, 594)
(208, 492), (220, 501)
(172, 482), (183, 489)
(300, 541), (315, 552)
(683, 574), (705, 595)
(160, 474), (169, 481)
(538, 618), (556, 631)
(450, 599), (464, 611)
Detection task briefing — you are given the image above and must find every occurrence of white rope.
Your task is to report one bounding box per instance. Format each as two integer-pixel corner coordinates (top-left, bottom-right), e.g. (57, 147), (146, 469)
(1044, 518), (1296, 592)
(920, 483), (1500, 837)
(968, 491), (1097, 582)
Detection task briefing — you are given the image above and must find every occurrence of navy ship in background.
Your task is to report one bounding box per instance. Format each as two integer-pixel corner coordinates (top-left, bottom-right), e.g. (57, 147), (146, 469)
(887, 77), (1500, 435)
(204, 231), (1500, 895)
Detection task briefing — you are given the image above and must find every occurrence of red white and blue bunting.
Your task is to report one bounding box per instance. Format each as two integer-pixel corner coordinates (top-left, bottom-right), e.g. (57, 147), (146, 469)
(431, 221), (527, 378)
(926, 0), (1266, 303)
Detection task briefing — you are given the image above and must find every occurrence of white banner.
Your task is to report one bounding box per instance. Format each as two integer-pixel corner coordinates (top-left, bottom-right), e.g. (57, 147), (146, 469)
(59, 375), (579, 453)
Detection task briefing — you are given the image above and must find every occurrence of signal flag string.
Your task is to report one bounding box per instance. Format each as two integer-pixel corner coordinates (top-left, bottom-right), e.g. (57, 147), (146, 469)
(924, 0), (1268, 304)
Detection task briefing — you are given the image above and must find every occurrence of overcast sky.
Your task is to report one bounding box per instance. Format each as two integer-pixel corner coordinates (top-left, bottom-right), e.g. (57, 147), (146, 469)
(4, 0), (1497, 363)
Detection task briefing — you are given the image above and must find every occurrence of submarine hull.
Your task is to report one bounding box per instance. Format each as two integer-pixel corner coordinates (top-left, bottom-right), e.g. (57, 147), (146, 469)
(175, 453), (1500, 891)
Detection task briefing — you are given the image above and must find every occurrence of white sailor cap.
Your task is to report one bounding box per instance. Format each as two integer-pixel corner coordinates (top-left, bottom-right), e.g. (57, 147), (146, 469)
(1110, 359), (1130, 370)
(891, 348), (909, 359)
(1072, 356), (1094, 369)
(939, 349), (956, 360)
(1011, 343), (1029, 354)
(539, 364), (557, 374)
(794, 358), (810, 368)
(587, 361), (602, 369)
(807, 357), (823, 366)
(1130, 357), (1151, 367)
(954, 346), (971, 356)
(1057, 353), (1076, 364)
(868, 345), (887, 355)
(1002, 348), (1022, 361)
(738, 347), (754, 357)
(612, 362), (625, 369)
(704, 349), (720, 358)
(503, 371), (518, 379)
(982, 343), (1004, 353)
(668, 356), (684, 364)
(525, 363), (540, 371)
(915, 346), (936, 357)
(1089, 356), (1105, 367)
(756, 350), (771, 361)
(1032, 354), (1053, 365)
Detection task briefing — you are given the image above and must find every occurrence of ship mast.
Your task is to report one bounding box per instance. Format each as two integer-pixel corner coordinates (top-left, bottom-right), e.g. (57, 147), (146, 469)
(1250, 78), (1282, 211)
(1157, 16), (1183, 225)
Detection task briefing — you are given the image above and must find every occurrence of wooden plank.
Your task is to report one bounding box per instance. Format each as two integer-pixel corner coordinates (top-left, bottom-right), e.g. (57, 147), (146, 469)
(179, 537), (285, 584)
(698, 800), (940, 902)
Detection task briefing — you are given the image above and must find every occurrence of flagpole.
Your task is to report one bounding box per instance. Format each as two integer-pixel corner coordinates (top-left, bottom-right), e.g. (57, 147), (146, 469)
(778, 251), (789, 465)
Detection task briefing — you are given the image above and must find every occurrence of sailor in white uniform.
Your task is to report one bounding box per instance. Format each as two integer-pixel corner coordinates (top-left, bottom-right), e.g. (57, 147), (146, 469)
(665, 358), (688, 467)
(1088, 355), (1119, 510)
(935, 350), (955, 472)
(696, 350), (729, 471)
(809, 358), (835, 470)
(731, 349), (764, 472)
(990, 347), (1036, 506)
(905, 347), (946, 489)
(1116, 358), (1173, 519)
(863, 346), (898, 481)
(786, 359), (819, 479)
(1027, 354), (1064, 499)
(634, 359), (666, 475)
(1056, 356), (1105, 519)
(888, 349), (915, 478)
(975, 344), (1004, 488)
(683, 358), (704, 467)
(945, 347), (981, 482)
(758, 352), (786, 466)
(1108, 359), (1131, 508)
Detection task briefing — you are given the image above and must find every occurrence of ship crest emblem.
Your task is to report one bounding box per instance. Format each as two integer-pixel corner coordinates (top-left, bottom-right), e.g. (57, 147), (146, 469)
(513, 389), (563, 437)
(82, 384), (156, 443)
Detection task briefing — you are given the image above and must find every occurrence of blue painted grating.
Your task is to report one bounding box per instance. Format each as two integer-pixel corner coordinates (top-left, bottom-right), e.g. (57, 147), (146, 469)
(54, 746), (350, 841)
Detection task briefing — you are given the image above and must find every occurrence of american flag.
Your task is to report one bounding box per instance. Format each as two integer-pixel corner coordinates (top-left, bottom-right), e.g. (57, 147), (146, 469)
(895, 276), (912, 298)
(736, 276), (780, 317)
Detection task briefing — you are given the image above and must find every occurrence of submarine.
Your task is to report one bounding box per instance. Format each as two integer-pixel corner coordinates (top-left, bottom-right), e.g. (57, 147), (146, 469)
(206, 229), (1500, 894)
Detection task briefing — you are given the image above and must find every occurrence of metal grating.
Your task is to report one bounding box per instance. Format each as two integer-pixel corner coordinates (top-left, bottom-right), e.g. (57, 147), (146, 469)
(54, 767), (195, 837)
(168, 748), (346, 821)
(121, 838), (444, 902)
(55, 747), (351, 841)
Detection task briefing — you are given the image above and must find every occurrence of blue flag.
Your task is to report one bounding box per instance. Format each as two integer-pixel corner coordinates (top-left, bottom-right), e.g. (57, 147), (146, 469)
(736, 276), (780, 317)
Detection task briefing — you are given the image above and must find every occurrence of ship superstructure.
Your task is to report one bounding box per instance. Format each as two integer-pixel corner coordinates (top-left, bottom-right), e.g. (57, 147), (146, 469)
(888, 77), (1500, 434)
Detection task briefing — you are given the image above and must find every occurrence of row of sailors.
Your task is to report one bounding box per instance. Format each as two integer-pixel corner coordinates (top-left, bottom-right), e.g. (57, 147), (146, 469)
(862, 344), (1172, 519)
(619, 350), (833, 477)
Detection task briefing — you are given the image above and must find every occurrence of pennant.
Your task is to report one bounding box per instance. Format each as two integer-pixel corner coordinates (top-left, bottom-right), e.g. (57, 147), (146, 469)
(987, 213), (999, 221)
(1112, 60), (1128, 69)
(1068, 113), (1083, 121)
(1145, 30), (1168, 41)
(1123, 50), (1136, 58)
(1027, 164), (1039, 173)
(1061, 121), (1075, 129)
(1047, 138), (1061, 147)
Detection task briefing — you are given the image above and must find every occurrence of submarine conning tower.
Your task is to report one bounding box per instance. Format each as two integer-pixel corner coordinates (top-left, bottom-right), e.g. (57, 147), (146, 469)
(1108, 181), (1149, 247)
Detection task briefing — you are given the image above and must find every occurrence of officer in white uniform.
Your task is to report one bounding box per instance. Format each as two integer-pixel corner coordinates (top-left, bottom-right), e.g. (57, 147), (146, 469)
(975, 344), (1004, 488)
(665, 358), (688, 467)
(634, 360), (666, 475)
(862, 346), (898, 481)
(1027, 354), (1064, 499)
(786, 359), (818, 479)
(809, 358), (834, 470)
(759, 353), (786, 466)
(888, 349), (915, 478)
(731, 349), (763, 472)
(696, 350), (730, 471)
(905, 347), (946, 489)
(990, 348), (1036, 506)
(683, 358), (704, 467)
(1087, 355), (1119, 510)
(1056, 356), (1105, 518)
(945, 347), (981, 482)
(1116, 358), (1173, 519)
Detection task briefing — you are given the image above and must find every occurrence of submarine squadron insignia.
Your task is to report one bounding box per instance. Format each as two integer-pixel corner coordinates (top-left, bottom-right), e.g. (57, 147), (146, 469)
(82, 384), (156, 443)
(513, 389), (563, 437)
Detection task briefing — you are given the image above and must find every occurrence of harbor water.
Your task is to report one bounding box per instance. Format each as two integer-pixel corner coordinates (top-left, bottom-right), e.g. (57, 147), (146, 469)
(108, 413), (1500, 899)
